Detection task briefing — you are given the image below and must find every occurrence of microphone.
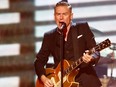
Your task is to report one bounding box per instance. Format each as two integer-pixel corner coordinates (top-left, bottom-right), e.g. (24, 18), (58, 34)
(59, 22), (67, 38)
(60, 22), (66, 30)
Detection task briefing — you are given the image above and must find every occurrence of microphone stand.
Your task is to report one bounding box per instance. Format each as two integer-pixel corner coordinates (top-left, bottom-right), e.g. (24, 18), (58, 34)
(60, 32), (64, 87)
(59, 22), (66, 87)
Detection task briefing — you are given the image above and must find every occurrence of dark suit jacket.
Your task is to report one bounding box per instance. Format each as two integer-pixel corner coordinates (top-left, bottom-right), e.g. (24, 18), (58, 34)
(34, 22), (101, 87)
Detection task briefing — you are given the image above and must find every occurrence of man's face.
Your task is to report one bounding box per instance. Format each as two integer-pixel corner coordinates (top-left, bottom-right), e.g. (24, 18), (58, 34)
(54, 6), (73, 29)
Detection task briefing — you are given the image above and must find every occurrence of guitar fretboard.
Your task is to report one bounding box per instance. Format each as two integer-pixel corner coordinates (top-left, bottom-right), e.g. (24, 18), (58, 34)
(63, 39), (111, 76)
(63, 58), (83, 75)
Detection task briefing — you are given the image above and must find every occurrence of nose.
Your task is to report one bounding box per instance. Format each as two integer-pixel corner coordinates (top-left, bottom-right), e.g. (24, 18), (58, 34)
(60, 14), (63, 20)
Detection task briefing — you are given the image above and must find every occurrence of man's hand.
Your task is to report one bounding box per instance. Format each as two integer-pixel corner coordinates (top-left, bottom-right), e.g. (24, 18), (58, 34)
(82, 50), (93, 63)
(41, 75), (54, 87)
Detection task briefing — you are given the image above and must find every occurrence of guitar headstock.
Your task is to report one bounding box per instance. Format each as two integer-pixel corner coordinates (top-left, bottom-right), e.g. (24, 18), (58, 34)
(95, 39), (111, 51)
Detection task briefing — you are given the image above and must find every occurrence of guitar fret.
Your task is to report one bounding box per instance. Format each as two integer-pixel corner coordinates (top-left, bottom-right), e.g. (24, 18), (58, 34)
(71, 65), (73, 69)
(79, 58), (82, 63)
(72, 63), (77, 68)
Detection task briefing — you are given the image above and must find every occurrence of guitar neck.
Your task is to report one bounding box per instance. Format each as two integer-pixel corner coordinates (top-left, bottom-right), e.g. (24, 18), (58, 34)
(63, 57), (83, 75)
(63, 38), (111, 76)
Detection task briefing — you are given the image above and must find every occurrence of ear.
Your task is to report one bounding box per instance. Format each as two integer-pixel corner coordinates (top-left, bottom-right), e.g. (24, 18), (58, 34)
(71, 13), (73, 20)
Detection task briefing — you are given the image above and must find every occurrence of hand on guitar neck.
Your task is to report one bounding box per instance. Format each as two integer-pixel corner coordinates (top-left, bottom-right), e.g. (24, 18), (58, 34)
(82, 50), (100, 64)
(82, 50), (93, 63)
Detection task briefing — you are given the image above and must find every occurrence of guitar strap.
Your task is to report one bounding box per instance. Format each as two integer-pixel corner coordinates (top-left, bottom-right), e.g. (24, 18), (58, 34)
(71, 23), (80, 60)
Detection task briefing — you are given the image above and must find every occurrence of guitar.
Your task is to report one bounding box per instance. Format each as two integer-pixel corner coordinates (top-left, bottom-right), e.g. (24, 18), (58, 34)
(36, 39), (111, 87)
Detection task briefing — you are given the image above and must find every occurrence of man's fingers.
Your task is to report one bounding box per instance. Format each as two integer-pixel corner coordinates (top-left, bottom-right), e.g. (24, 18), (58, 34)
(45, 79), (54, 87)
(83, 53), (92, 63)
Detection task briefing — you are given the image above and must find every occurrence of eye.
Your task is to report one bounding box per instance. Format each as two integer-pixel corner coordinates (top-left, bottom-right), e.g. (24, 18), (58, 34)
(56, 13), (60, 16)
(63, 13), (68, 16)
(63, 13), (66, 15)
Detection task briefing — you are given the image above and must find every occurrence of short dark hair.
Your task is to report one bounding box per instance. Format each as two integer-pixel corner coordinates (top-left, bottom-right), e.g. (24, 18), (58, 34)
(54, 1), (72, 12)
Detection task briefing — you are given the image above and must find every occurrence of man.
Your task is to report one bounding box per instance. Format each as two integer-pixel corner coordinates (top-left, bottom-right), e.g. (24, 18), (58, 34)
(34, 1), (102, 87)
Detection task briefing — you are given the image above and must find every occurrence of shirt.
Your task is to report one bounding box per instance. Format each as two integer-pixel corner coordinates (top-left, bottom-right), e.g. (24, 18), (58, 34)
(64, 28), (75, 61)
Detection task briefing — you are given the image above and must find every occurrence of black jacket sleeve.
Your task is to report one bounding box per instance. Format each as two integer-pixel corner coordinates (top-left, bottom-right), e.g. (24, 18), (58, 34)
(34, 32), (51, 78)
